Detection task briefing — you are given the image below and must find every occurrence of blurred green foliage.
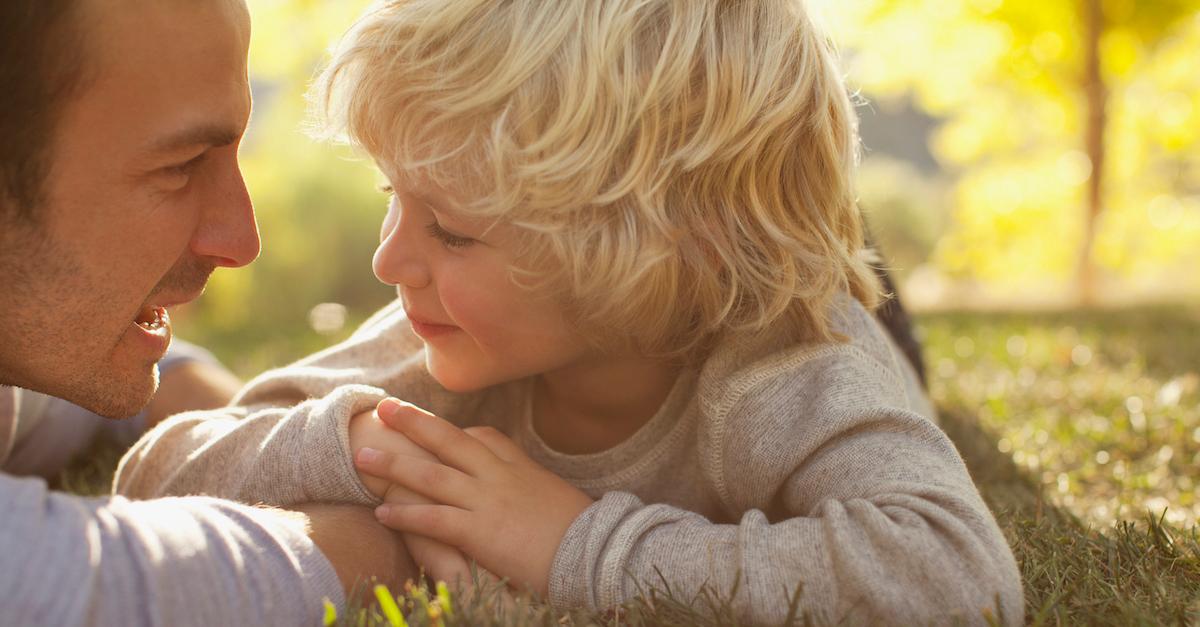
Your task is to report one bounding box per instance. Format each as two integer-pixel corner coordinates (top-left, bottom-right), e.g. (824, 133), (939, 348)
(176, 0), (388, 375)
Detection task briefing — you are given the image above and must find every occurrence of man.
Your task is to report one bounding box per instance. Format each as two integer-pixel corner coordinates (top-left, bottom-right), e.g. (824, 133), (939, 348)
(0, 1), (414, 624)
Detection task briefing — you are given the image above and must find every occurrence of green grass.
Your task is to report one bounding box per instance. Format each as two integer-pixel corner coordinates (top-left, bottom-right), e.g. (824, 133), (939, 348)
(61, 304), (1200, 625)
(923, 304), (1200, 626)
(923, 305), (1200, 528)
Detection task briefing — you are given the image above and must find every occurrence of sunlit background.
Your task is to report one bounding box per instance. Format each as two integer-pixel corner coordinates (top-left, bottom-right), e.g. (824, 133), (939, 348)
(175, 0), (1200, 527)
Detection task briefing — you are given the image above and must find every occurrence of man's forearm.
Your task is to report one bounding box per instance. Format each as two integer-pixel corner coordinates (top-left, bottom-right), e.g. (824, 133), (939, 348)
(2, 475), (344, 626)
(292, 503), (420, 599)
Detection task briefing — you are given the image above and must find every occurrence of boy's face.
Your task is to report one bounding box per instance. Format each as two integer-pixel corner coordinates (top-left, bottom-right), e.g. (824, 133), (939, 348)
(373, 173), (595, 392)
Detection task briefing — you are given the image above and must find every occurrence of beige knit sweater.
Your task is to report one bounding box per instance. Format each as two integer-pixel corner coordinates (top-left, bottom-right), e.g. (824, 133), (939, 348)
(115, 295), (1023, 625)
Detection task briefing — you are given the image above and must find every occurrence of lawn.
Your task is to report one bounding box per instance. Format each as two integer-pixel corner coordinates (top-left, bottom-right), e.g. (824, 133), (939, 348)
(924, 304), (1200, 626)
(64, 304), (1200, 625)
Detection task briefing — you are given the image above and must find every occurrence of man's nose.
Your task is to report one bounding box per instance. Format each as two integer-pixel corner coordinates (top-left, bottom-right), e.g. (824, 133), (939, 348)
(191, 165), (261, 268)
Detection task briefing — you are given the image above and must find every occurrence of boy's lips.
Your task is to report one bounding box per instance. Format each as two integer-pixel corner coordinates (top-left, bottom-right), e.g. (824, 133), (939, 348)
(407, 312), (453, 327)
(406, 312), (459, 339)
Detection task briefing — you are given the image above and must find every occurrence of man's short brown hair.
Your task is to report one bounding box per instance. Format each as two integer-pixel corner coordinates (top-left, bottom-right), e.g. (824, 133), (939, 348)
(0, 1), (87, 221)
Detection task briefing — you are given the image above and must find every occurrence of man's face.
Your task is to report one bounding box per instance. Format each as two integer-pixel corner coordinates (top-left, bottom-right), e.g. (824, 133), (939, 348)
(0, 0), (259, 417)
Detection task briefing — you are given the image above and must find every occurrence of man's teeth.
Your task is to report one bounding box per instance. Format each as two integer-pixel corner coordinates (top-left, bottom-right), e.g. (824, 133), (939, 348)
(137, 308), (166, 330)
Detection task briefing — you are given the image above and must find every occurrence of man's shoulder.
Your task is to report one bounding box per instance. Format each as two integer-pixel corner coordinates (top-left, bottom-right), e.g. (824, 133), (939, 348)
(0, 386), (18, 467)
(1, 385), (14, 420)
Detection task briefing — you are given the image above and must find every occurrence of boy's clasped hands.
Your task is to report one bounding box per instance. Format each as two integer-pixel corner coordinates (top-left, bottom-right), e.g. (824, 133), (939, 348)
(348, 397), (594, 597)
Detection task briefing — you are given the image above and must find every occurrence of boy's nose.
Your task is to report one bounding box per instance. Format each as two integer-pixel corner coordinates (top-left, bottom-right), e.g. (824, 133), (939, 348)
(373, 209), (431, 289)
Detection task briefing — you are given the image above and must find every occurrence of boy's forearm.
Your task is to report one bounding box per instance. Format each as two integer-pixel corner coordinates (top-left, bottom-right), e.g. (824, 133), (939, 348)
(550, 489), (1023, 626)
(114, 385), (387, 507)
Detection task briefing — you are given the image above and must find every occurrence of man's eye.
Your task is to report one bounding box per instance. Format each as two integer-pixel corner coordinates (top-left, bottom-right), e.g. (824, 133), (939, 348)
(425, 221), (474, 249)
(164, 153), (207, 178)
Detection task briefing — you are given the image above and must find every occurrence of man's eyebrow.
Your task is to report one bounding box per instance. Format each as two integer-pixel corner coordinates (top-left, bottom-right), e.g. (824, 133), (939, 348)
(148, 125), (244, 156)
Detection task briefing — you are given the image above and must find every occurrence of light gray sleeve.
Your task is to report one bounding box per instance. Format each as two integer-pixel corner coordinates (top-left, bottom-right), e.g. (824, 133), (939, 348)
(113, 300), (416, 506)
(114, 384), (385, 507)
(548, 430), (1023, 626)
(547, 356), (1023, 625)
(1, 473), (342, 626)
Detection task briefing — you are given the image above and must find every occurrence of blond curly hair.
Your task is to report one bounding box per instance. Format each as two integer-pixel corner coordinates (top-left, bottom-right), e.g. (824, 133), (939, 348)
(314, 0), (880, 360)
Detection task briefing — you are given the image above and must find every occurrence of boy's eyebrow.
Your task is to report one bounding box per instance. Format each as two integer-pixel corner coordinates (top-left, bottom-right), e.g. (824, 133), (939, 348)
(411, 189), (461, 214)
(411, 190), (442, 209)
(412, 189), (503, 243)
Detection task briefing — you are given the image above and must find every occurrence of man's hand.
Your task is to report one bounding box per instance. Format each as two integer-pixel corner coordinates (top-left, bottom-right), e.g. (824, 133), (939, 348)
(354, 398), (594, 597)
(286, 503), (418, 601)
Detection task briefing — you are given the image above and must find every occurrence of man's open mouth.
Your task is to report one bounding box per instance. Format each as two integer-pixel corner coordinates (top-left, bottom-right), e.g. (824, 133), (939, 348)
(135, 306), (169, 331)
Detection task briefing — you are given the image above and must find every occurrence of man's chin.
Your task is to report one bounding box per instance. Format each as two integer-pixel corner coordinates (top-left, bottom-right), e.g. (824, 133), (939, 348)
(63, 365), (160, 419)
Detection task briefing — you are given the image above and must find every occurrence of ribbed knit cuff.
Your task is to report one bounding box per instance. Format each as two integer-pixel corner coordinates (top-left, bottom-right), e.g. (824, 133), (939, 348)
(300, 385), (391, 506)
(547, 491), (644, 611)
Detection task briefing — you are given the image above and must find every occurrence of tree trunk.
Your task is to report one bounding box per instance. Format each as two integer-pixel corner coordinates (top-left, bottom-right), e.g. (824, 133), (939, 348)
(1078, 0), (1107, 305)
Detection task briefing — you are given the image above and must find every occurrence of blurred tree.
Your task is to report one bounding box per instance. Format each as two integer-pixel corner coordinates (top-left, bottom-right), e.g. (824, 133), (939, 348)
(823, 0), (1200, 303)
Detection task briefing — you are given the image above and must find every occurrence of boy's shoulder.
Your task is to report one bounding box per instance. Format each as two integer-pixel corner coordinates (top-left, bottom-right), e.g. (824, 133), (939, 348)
(691, 295), (941, 513)
(697, 293), (920, 418)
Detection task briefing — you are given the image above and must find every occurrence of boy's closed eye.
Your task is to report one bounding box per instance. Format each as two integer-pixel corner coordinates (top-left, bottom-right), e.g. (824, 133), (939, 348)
(378, 182), (478, 249)
(424, 221), (475, 249)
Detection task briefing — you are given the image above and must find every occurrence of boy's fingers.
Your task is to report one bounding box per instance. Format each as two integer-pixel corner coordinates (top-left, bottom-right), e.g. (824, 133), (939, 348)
(463, 425), (526, 463)
(402, 534), (473, 587)
(375, 504), (471, 548)
(376, 398), (497, 475)
(355, 448), (477, 510)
